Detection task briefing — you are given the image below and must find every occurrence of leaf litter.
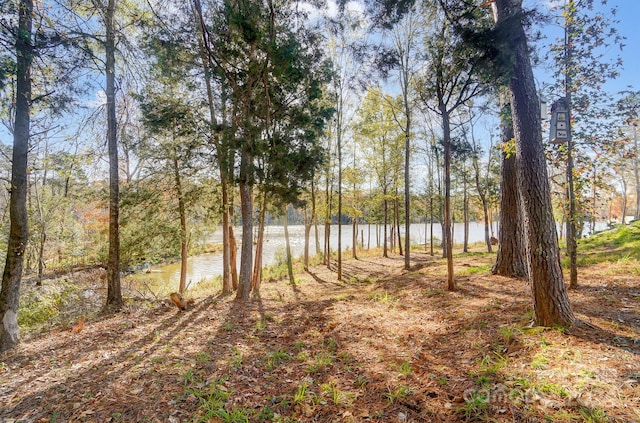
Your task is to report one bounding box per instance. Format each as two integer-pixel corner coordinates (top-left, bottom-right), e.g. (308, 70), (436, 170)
(0, 249), (638, 422)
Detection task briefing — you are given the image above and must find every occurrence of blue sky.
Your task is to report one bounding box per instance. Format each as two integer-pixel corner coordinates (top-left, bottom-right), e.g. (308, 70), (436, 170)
(534, 0), (639, 94)
(2, 0), (636, 148)
(605, 0), (639, 92)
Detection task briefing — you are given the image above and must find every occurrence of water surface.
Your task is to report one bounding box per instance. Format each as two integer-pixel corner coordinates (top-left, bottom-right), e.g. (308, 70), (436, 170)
(130, 221), (607, 291)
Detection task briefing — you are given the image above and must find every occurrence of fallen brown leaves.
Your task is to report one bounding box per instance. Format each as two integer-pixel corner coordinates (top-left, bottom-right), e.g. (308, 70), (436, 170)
(0, 249), (638, 422)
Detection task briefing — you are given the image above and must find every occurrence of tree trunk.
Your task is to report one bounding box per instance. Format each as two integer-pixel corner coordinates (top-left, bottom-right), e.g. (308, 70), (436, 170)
(490, 209), (495, 238)
(173, 156), (188, 294)
(252, 193), (267, 291)
(352, 215), (358, 259)
(236, 136), (253, 300)
(221, 185), (233, 294)
(404, 119), (411, 270)
(311, 179), (321, 256)
(463, 175), (469, 253)
(228, 178), (238, 290)
(495, 0), (574, 327)
(634, 126), (639, 220)
(34, 180), (46, 281)
(430, 197), (434, 256)
(337, 134), (343, 281)
(608, 198), (613, 222)
(437, 155), (445, 259)
(440, 104), (455, 291)
(192, 0), (232, 294)
(482, 198), (491, 253)
(473, 161), (492, 253)
(304, 208), (311, 271)
(368, 221), (371, 250)
(383, 195), (389, 258)
(566, 141), (578, 288)
(390, 223), (395, 252)
(620, 176), (628, 224)
(324, 220), (331, 269)
(236, 175), (253, 300)
(352, 177), (358, 259)
(311, 181), (322, 255)
(395, 190), (403, 256)
(0, 0), (32, 352)
(314, 219), (321, 256)
(590, 165), (597, 234)
(424, 194), (428, 251)
(229, 223), (238, 290)
(105, 0), (122, 309)
(451, 210), (455, 249)
(564, 20), (578, 289)
(324, 170), (332, 269)
(492, 101), (527, 278)
(284, 209), (294, 285)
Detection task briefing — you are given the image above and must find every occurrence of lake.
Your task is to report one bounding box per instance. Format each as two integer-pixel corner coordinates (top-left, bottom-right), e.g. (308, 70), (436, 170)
(130, 221), (608, 291)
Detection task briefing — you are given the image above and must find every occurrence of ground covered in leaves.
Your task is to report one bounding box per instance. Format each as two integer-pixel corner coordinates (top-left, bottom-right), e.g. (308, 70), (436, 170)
(1, 248), (639, 422)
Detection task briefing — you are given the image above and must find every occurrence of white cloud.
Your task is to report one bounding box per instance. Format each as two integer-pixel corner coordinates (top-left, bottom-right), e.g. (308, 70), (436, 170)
(85, 90), (106, 108)
(344, 1), (365, 17)
(297, 0), (365, 22)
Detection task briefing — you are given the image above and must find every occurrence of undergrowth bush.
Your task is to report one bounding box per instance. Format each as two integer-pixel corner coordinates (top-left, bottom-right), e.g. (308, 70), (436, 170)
(18, 278), (79, 328)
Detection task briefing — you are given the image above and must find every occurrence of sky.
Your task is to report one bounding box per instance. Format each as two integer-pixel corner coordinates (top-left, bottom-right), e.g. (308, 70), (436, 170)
(534, 0), (639, 94)
(599, 0), (640, 92)
(1, 0), (637, 149)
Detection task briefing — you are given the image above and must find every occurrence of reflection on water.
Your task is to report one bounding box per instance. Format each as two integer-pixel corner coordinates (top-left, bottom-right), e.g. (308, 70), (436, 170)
(130, 221), (608, 291)
(130, 253), (225, 292)
(129, 222), (482, 290)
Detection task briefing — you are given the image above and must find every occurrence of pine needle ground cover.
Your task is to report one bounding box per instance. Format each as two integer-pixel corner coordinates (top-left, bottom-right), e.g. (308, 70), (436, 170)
(1, 237), (638, 422)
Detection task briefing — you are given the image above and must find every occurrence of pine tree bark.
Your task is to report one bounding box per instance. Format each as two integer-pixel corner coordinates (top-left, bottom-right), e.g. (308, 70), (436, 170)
(0, 0), (32, 352)
(492, 101), (527, 278)
(495, 0), (574, 326)
(104, 0), (122, 309)
(229, 222), (238, 290)
(236, 182), (253, 300)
